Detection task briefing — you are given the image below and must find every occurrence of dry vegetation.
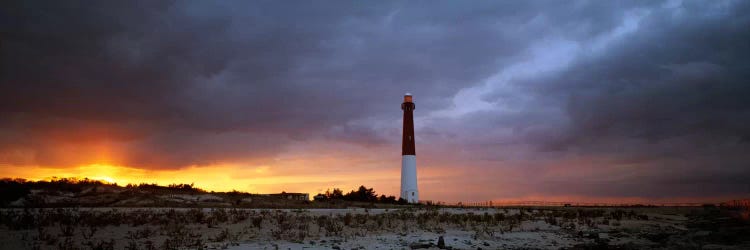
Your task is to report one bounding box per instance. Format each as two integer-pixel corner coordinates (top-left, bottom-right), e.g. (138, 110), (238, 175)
(1, 206), (748, 249)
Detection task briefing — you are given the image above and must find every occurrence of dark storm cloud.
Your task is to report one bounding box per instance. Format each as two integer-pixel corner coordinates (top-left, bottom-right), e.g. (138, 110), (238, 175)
(1, 0), (749, 199)
(451, 0), (750, 198)
(0, 0), (543, 167)
(553, 2), (750, 195)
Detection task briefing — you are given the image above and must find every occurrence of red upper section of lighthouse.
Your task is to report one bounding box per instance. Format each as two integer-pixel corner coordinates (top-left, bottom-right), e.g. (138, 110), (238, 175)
(402, 94), (416, 155)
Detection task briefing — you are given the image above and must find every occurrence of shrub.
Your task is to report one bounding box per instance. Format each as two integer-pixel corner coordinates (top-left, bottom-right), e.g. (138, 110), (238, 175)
(251, 216), (263, 228)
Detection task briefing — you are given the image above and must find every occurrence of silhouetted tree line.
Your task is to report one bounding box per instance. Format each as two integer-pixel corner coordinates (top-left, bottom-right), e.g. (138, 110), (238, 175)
(0, 178), (208, 206)
(0, 177), (120, 206)
(124, 182), (206, 193)
(315, 185), (407, 204)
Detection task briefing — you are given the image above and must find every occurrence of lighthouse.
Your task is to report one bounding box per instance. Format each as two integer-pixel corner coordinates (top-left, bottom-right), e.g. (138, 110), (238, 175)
(401, 93), (419, 203)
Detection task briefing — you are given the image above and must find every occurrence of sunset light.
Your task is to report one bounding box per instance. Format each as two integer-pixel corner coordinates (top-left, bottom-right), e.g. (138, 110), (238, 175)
(2, 1), (750, 248)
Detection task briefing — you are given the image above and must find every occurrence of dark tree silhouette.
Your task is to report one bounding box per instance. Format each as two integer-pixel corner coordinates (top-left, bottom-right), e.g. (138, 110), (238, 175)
(316, 185), (400, 204)
(343, 185), (377, 202)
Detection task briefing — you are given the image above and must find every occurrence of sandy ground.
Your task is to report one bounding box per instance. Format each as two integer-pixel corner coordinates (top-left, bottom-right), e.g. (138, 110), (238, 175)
(1, 206), (748, 249)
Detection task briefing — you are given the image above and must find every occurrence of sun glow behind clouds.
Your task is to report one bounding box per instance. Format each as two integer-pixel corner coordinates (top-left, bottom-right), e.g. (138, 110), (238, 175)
(16, 164), (292, 192)
(2, 163), (263, 191)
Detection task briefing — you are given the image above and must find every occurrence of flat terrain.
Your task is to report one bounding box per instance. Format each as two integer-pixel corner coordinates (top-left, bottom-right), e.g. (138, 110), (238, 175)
(1, 206), (749, 249)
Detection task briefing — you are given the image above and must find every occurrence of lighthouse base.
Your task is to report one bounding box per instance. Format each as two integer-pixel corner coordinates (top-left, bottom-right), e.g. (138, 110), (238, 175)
(400, 155), (419, 203)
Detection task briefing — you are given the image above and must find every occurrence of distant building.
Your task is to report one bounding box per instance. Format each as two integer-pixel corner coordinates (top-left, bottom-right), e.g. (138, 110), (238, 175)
(313, 194), (327, 201)
(268, 192), (309, 201)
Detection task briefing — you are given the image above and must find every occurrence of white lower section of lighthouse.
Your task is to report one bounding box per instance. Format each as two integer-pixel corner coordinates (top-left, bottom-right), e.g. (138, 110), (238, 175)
(400, 155), (419, 203)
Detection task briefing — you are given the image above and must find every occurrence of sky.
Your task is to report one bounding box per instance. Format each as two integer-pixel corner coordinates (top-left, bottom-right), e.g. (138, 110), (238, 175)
(1, 0), (749, 203)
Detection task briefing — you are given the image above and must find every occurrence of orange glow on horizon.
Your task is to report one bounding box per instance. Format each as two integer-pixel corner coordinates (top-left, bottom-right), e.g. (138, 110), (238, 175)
(1, 162), (730, 204)
(487, 195), (733, 205)
(1, 162), (415, 200)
